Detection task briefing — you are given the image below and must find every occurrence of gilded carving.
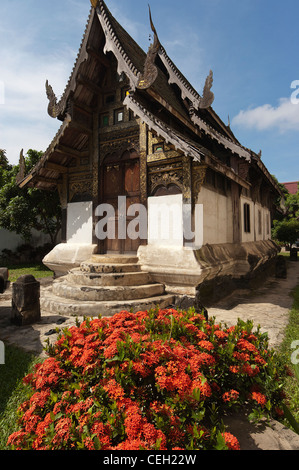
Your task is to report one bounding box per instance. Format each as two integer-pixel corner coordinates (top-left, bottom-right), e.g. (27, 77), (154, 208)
(99, 128), (140, 163)
(148, 161), (184, 195)
(192, 164), (208, 202)
(92, 161), (99, 200)
(69, 173), (93, 201)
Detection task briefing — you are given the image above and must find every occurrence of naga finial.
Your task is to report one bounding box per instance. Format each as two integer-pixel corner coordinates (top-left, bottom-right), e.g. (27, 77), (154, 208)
(16, 149), (26, 184)
(137, 5), (161, 90)
(198, 70), (214, 109)
(45, 80), (64, 118)
(90, 0), (98, 8)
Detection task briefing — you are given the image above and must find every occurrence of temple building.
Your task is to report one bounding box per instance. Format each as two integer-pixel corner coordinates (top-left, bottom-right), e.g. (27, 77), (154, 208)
(17, 1), (282, 315)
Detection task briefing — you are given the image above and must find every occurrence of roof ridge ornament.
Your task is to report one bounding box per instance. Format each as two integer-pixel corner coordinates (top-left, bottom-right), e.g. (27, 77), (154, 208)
(137, 5), (160, 89)
(198, 70), (214, 109)
(90, 0), (98, 8)
(45, 80), (65, 118)
(16, 149), (26, 184)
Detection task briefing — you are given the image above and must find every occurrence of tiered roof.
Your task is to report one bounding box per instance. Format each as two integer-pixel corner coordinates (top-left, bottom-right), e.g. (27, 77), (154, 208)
(18, 0), (281, 198)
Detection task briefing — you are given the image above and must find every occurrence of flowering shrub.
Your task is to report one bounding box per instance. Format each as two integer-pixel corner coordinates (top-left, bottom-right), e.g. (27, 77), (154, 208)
(7, 308), (288, 450)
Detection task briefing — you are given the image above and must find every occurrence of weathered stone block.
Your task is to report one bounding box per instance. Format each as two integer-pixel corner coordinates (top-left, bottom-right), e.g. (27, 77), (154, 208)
(11, 275), (41, 326)
(0, 268), (8, 294)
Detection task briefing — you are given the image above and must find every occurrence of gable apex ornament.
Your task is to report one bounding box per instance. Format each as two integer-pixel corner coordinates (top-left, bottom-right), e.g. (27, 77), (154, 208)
(198, 70), (214, 109)
(137, 5), (160, 90)
(90, 0), (98, 8)
(16, 149), (26, 184)
(45, 80), (65, 119)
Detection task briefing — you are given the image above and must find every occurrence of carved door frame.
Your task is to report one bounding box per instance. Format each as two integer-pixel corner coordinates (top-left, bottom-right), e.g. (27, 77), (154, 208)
(98, 149), (141, 254)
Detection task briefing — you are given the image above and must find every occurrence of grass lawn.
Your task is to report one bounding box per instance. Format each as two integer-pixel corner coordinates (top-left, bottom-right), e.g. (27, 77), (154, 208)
(0, 346), (42, 449)
(6, 263), (53, 283)
(279, 283), (299, 427)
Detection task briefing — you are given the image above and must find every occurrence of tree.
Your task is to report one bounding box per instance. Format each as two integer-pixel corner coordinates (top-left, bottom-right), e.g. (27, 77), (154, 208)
(0, 149), (11, 170)
(0, 149), (61, 245)
(272, 219), (299, 248)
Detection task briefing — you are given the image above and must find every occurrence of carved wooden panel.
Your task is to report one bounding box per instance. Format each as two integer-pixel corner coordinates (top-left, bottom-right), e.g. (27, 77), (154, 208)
(101, 152), (141, 253)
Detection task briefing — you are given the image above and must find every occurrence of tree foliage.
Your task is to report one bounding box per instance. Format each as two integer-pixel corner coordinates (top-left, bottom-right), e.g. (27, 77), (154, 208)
(272, 219), (299, 247)
(0, 149), (61, 245)
(272, 180), (299, 247)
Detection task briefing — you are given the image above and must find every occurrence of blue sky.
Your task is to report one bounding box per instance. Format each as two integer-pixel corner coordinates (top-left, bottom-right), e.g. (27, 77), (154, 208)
(0, 0), (298, 184)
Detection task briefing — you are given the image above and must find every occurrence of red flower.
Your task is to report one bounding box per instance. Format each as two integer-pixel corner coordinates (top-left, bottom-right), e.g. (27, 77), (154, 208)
(250, 392), (267, 407)
(222, 432), (240, 450)
(222, 390), (239, 402)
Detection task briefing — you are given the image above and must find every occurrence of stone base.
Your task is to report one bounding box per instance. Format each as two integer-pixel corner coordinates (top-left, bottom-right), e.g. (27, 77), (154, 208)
(43, 243), (98, 277)
(41, 289), (174, 317)
(41, 254), (175, 317)
(138, 240), (279, 304)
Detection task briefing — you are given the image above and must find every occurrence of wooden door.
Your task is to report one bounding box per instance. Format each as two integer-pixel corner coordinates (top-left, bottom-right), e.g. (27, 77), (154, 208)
(101, 150), (141, 254)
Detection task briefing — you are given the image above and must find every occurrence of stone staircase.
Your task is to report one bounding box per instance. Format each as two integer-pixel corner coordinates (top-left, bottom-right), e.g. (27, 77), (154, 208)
(41, 255), (174, 317)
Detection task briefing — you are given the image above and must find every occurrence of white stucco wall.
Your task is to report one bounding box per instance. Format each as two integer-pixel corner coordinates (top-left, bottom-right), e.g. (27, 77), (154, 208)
(241, 196), (271, 243)
(67, 201), (93, 245)
(148, 194), (184, 247)
(0, 228), (51, 253)
(196, 186), (233, 245)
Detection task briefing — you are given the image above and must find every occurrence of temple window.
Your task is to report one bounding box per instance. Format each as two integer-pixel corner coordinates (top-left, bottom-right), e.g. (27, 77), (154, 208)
(244, 203), (251, 233)
(153, 143), (164, 153)
(114, 108), (124, 124)
(102, 115), (109, 127)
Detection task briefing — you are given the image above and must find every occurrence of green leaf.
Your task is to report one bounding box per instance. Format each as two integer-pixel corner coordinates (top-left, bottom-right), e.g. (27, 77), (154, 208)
(293, 363), (299, 383)
(282, 404), (299, 435)
(93, 436), (101, 450)
(215, 432), (228, 450)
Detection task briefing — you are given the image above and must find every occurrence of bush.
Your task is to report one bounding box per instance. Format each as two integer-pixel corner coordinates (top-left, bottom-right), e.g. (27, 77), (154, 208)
(7, 308), (288, 451)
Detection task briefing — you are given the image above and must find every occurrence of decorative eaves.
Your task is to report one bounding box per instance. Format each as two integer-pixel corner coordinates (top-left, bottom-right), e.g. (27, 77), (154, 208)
(45, 8), (94, 118)
(136, 6), (214, 110)
(124, 94), (205, 163)
(190, 110), (251, 161)
(17, 115), (72, 188)
(95, 1), (139, 90)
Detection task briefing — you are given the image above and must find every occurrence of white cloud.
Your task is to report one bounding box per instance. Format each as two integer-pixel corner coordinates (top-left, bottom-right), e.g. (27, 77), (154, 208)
(232, 97), (299, 133)
(0, 18), (77, 164)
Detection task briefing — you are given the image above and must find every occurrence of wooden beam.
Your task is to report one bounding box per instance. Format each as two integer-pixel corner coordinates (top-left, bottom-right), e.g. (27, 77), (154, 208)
(44, 162), (68, 174)
(35, 175), (58, 185)
(56, 144), (89, 159)
(72, 101), (93, 116)
(76, 73), (101, 95)
(69, 120), (92, 135)
(86, 46), (110, 68)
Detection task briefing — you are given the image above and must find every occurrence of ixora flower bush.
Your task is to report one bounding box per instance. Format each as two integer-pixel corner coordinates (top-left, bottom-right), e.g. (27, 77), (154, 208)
(7, 308), (288, 451)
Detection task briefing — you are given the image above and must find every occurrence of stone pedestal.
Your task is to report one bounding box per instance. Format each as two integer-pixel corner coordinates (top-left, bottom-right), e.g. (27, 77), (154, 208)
(11, 275), (41, 326)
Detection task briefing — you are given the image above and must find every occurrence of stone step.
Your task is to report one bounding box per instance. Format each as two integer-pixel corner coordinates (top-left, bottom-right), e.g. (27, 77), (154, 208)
(80, 262), (141, 274)
(90, 254), (139, 264)
(40, 290), (175, 317)
(68, 269), (151, 287)
(52, 279), (165, 302)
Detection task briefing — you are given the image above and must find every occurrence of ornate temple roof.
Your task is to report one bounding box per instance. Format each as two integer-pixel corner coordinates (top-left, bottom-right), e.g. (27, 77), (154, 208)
(18, 0), (281, 198)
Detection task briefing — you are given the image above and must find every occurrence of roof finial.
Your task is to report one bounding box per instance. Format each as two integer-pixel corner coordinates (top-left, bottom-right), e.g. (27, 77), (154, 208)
(16, 149), (26, 184)
(90, 0), (98, 8)
(137, 5), (161, 89)
(198, 70), (214, 109)
(148, 4), (160, 44)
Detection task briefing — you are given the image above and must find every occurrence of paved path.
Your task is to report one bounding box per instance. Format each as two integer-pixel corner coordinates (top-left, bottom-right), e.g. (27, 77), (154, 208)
(209, 259), (299, 349)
